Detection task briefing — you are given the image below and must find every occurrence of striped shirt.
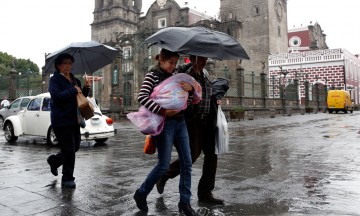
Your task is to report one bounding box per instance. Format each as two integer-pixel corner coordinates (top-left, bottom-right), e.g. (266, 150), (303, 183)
(138, 65), (171, 115)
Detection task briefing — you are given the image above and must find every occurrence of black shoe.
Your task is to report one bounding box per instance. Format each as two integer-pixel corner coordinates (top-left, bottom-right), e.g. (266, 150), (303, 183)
(61, 180), (76, 188)
(198, 193), (224, 205)
(178, 202), (198, 216)
(133, 189), (148, 211)
(47, 155), (58, 176)
(156, 176), (168, 194)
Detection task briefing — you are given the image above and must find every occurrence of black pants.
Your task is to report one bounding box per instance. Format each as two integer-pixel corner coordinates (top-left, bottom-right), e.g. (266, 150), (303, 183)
(165, 114), (218, 196)
(49, 125), (81, 182)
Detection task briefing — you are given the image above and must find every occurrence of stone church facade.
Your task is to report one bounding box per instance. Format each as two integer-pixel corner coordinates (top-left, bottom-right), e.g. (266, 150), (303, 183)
(90, 0), (289, 111)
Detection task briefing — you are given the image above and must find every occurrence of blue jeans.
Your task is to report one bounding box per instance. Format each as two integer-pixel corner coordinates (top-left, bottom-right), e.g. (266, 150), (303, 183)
(138, 118), (192, 204)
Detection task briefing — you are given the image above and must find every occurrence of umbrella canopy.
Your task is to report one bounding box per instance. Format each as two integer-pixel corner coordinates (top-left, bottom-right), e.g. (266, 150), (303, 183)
(144, 26), (250, 60)
(44, 41), (118, 74)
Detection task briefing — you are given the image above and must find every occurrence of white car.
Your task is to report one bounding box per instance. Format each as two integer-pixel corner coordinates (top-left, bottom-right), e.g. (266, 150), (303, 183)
(3, 93), (116, 145)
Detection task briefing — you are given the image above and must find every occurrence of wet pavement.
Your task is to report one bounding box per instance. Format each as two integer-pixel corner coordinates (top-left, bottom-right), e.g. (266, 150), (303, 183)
(1, 112), (360, 215)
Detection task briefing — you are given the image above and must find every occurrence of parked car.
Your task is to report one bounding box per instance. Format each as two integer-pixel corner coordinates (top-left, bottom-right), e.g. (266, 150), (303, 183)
(0, 96), (34, 128)
(3, 93), (116, 145)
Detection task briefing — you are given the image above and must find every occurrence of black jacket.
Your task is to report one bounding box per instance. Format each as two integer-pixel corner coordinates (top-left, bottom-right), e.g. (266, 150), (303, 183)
(49, 71), (89, 127)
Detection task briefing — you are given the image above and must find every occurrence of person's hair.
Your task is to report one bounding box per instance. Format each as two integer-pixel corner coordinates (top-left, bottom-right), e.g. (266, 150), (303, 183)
(155, 49), (179, 63)
(54, 53), (75, 71)
(189, 55), (207, 62)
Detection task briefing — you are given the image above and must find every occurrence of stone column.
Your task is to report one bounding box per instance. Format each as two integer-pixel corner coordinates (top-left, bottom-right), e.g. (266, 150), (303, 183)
(294, 78), (299, 106)
(236, 64), (244, 98)
(41, 66), (50, 93)
(260, 71), (267, 108)
(8, 67), (17, 100)
(107, 45), (123, 120)
(304, 80), (309, 108)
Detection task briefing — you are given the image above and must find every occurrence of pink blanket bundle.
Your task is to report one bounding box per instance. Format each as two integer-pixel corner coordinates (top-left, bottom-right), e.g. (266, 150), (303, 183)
(127, 73), (201, 135)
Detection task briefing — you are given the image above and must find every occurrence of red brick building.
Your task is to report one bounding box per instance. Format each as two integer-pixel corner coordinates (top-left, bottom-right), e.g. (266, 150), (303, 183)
(268, 48), (360, 105)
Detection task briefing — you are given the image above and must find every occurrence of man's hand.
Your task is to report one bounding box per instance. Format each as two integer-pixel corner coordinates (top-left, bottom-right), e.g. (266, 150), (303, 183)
(180, 81), (193, 92)
(75, 86), (82, 93)
(84, 78), (91, 88)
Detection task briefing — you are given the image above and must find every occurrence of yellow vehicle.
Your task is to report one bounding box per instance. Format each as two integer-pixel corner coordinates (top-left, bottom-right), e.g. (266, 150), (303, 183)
(327, 90), (353, 113)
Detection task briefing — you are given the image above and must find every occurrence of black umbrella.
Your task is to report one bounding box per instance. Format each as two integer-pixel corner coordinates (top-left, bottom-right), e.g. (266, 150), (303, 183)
(144, 26), (250, 60)
(44, 41), (118, 74)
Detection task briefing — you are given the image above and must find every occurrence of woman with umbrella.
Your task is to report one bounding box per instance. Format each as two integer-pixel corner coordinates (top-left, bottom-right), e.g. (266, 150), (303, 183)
(133, 49), (198, 216)
(46, 53), (91, 188)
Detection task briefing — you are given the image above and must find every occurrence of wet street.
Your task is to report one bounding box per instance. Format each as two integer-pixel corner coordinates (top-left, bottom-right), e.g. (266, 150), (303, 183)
(1, 112), (360, 215)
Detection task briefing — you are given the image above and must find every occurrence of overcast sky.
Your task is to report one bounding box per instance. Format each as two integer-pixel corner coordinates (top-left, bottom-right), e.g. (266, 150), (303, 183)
(0, 0), (359, 70)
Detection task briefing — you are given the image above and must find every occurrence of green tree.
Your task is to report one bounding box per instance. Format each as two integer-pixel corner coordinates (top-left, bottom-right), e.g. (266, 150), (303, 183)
(0, 51), (39, 75)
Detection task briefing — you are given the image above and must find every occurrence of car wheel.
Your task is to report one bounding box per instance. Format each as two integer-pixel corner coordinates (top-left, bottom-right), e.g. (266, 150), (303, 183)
(95, 138), (108, 144)
(344, 108), (348, 114)
(0, 116), (4, 128)
(47, 127), (58, 146)
(4, 122), (18, 143)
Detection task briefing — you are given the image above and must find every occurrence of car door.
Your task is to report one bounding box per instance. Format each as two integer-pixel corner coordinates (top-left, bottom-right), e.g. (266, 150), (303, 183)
(22, 98), (42, 135)
(36, 97), (51, 136)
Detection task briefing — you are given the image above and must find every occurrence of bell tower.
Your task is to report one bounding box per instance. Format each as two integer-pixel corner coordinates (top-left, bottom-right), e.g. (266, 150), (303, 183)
(91, 0), (142, 115)
(220, 0), (288, 74)
(91, 0), (142, 45)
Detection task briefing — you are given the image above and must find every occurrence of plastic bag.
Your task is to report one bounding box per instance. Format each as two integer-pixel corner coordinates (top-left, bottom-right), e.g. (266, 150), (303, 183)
(215, 105), (229, 154)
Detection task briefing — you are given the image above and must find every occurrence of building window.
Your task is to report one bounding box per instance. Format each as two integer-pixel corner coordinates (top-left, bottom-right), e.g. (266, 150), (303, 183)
(228, 12), (233, 19)
(252, 6), (259, 16)
(123, 47), (131, 59)
(158, 18), (167, 28)
(98, 0), (104, 9)
(227, 28), (231, 36)
(289, 36), (301, 47)
(278, 26), (281, 37)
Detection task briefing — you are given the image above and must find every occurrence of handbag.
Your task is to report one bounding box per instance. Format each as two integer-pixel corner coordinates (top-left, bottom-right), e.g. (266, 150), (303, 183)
(76, 92), (94, 120)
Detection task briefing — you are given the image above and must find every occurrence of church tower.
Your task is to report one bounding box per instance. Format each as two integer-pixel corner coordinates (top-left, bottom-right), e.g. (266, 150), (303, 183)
(220, 0), (288, 74)
(91, 0), (142, 113)
(91, 0), (142, 44)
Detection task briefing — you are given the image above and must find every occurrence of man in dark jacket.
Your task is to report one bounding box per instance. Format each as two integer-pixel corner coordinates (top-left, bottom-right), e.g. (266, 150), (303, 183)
(156, 55), (224, 205)
(46, 53), (90, 188)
